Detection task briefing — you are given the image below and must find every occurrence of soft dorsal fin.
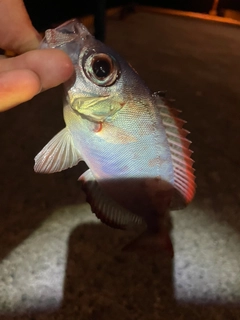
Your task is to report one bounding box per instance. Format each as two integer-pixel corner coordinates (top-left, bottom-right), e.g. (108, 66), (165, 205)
(153, 94), (196, 208)
(34, 127), (82, 173)
(79, 169), (143, 229)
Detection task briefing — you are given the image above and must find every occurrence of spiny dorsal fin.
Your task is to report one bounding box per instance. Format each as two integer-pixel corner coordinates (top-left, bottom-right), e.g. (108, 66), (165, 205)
(34, 127), (82, 173)
(79, 169), (143, 229)
(153, 94), (196, 208)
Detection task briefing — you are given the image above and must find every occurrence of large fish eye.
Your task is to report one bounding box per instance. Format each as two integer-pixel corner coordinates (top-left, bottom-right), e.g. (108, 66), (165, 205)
(83, 53), (120, 87)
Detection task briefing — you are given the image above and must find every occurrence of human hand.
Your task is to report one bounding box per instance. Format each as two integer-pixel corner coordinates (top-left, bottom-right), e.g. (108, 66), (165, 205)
(0, 0), (74, 111)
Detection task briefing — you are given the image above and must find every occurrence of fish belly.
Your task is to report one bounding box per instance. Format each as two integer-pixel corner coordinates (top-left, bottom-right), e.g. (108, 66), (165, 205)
(67, 101), (175, 219)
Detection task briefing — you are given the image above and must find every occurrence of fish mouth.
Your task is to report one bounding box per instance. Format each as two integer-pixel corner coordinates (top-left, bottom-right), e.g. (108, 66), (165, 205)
(40, 19), (92, 50)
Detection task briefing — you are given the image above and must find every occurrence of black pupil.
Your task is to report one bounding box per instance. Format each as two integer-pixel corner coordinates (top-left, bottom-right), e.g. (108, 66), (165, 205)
(92, 58), (111, 79)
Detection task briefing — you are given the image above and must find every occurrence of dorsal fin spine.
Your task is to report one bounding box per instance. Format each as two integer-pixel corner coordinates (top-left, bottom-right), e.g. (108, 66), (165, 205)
(155, 96), (196, 206)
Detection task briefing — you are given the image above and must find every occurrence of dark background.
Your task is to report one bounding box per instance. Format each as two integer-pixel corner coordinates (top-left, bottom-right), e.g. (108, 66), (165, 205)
(23, 0), (240, 31)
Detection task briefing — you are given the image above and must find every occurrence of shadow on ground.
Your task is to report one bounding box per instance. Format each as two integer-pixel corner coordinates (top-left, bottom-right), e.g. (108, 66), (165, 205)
(0, 222), (238, 320)
(0, 87), (87, 262)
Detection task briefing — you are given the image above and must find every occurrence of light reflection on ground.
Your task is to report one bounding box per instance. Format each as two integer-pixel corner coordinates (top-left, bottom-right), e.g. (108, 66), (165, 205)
(172, 204), (240, 304)
(0, 204), (99, 314)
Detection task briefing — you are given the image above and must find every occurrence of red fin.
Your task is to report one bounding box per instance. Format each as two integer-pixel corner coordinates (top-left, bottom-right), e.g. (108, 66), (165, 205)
(153, 94), (196, 208)
(122, 231), (174, 257)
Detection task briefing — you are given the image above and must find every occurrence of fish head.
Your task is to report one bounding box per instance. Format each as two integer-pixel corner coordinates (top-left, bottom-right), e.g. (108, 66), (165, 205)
(41, 19), (151, 123)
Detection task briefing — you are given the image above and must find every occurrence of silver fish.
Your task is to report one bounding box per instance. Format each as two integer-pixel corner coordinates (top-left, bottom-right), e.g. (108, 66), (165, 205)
(34, 19), (196, 255)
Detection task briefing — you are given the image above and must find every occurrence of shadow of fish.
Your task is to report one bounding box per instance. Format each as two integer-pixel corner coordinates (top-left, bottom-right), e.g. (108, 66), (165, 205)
(34, 19), (196, 256)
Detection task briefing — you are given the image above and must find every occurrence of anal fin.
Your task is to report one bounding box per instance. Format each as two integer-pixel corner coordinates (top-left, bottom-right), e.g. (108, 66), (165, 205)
(79, 169), (143, 229)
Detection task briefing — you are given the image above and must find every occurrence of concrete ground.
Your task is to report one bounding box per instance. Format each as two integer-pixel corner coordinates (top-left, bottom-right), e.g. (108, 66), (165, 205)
(1, 11), (240, 319)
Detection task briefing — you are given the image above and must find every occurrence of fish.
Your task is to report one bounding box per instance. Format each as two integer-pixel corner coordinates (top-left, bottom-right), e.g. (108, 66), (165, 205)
(34, 19), (196, 256)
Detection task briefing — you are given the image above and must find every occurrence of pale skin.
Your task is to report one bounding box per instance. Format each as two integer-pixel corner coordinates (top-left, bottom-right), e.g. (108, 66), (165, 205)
(0, 0), (74, 111)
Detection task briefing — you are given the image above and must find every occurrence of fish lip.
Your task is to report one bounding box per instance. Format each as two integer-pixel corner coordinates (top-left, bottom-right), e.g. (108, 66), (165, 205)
(40, 19), (91, 49)
(52, 18), (91, 40)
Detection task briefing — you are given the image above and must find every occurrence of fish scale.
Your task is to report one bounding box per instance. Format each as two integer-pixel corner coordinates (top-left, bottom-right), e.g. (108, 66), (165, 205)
(65, 98), (174, 184)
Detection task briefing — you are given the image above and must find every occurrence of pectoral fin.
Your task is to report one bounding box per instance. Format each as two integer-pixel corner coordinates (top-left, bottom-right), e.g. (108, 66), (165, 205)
(80, 169), (143, 229)
(34, 127), (82, 173)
